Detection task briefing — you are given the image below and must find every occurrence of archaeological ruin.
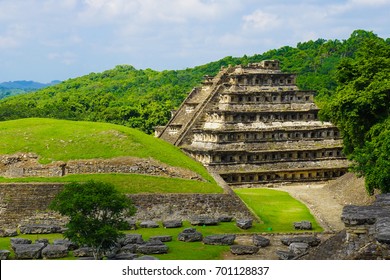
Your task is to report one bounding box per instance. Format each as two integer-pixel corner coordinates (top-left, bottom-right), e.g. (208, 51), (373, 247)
(156, 60), (350, 185)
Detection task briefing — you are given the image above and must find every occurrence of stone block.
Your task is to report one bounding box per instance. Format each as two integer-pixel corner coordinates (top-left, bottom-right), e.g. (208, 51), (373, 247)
(118, 234), (144, 246)
(178, 228), (203, 242)
(281, 236), (321, 247)
(294, 221), (312, 230)
(375, 217), (390, 244)
(42, 245), (69, 259)
(230, 245), (259, 255)
(236, 219), (252, 229)
(203, 234), (236, 245)
(73, 247), (94, 258)
(276, 250), (296, 260)
(218, 216), (233, 222)
(119, 244), (137, 254)
(53, 239), (78, 250)
(253, 235), (270, 247)
(14, 243), (46, 259)
(0, 250), (11, 260)
(289, 242), (309, 255)
(0, 228), (18, 237)
(163, 220), (183, 228)
(10, 238), (32, 250)
(136, 241), (168, 254)
(19, 224), (62, 234)
(140, 221), (160, 228)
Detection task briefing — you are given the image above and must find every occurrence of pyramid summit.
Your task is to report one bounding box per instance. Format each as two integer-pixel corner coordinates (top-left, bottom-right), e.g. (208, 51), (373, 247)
(156, 60), (349, 185)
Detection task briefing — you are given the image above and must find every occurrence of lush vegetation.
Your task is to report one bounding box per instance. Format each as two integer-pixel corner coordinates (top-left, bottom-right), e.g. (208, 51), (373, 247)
(49, 181), (136, 259)
(234, 188), (321, 232)
(1, 30), (387, 135)
(321, 34), (390, 194)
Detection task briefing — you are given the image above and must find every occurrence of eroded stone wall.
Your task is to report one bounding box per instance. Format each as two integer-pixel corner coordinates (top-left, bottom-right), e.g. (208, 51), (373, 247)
(0, 183), (255, 228)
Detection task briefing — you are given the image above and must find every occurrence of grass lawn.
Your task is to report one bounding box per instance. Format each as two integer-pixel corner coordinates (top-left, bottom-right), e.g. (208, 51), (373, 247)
(234, 188), (322, 232)
(0, 221), (266, 260)
(0, 173), (223, 194)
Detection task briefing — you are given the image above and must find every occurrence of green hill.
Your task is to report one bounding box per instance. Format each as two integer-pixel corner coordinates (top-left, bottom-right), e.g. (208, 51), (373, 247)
(0, 118), (221, 193)
(0, 30), (387, 134)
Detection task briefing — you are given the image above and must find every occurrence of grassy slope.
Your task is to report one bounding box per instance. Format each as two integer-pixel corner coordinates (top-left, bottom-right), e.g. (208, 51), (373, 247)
(0, 118), (220, 192)
(235, 188), (322, 232)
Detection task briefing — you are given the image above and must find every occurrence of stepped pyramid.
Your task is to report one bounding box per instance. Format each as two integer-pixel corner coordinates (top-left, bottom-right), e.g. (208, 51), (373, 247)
(156, 60), (349, 185)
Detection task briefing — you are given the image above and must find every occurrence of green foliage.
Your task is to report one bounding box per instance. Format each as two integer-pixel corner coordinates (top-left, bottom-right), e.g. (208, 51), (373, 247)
(0, 30), (386, 134)
(49, 180), (136, 259)
(234, 188), (322, 232)
(322, 33), (390, 193)
(0, 173), (223, 194)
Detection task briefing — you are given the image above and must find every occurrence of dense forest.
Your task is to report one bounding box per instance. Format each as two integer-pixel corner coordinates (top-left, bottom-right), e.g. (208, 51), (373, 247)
(0, 29), (389, 193)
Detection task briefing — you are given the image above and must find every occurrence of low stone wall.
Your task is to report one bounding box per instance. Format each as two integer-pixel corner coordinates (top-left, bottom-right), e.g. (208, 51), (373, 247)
(129, 193), (255, 221)
(0, 183), (256, 228)
(0, 183), (65, 228)
(0, 153), (203, 181)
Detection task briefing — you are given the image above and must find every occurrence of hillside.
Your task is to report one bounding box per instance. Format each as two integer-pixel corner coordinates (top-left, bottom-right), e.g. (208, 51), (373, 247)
(0, 80), (61, 100)
(0, 118), (221, 193)
(0, 30), (388, 134)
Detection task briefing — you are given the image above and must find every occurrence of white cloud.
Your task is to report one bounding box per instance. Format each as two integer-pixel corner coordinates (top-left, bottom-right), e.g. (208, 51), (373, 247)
(242, 10), (282, 31)
(48, 52), (77, 65)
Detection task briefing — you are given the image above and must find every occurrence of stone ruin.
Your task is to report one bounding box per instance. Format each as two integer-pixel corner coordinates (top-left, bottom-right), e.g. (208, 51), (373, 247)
(302, 193), (390, 260)
(156, 60), (349, 185)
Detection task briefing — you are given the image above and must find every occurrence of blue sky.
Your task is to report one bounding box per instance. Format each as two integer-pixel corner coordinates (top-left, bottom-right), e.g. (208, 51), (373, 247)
(0, 0), (389, 83)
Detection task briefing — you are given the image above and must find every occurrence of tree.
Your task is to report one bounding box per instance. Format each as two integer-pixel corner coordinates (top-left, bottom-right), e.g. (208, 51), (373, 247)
(49, 181), (136, 259)
(322, 34), (390, 194)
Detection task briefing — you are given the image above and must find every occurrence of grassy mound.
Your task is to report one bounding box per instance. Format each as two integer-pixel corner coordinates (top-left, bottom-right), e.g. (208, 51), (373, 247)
(0, 118), (220, 192)
(235, 188), (322, 232)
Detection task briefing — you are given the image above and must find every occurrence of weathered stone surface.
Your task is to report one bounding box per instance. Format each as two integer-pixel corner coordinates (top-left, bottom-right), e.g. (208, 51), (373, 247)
(203, 234), (236, 245)
(53, 239), (78, 250)
(230, 245), (259, 255)
(375, 217), (390, 244)
(119, 234), (144, 246)
(373, 194), (390, 207)
(236, 219), (252, 229)
(112, 253), (138, 260)
(119, 244), (137, 254)
(149, 235), (173, 243)
(294, 221), (312, 230)
(135, 255), (159, 260)
(163, 220), (183, 228)
(0, 228), (18, 237)
(10, 238), (32, 250)
(289, 242), (309, 255)
(42, 245), (68, 259)
(19, 224), (62, 234)
(341, 205), (384, 226)
(190, 217), (219, 226)
(281, 236), (321, 247)
(136, 240), (168, 254)
(14, 243), (46, 259)
(276, 250), (296, 260)
(0, 250), (10, 260)
(73, 247), (94, 258)
(253, 235), (270, 247)
(178, 228), (203, 242)
(35, 239), (49, 246)
(125, 219), (137, 230)
(140, 221), (160, 228)
(218, 216), (233, 222)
